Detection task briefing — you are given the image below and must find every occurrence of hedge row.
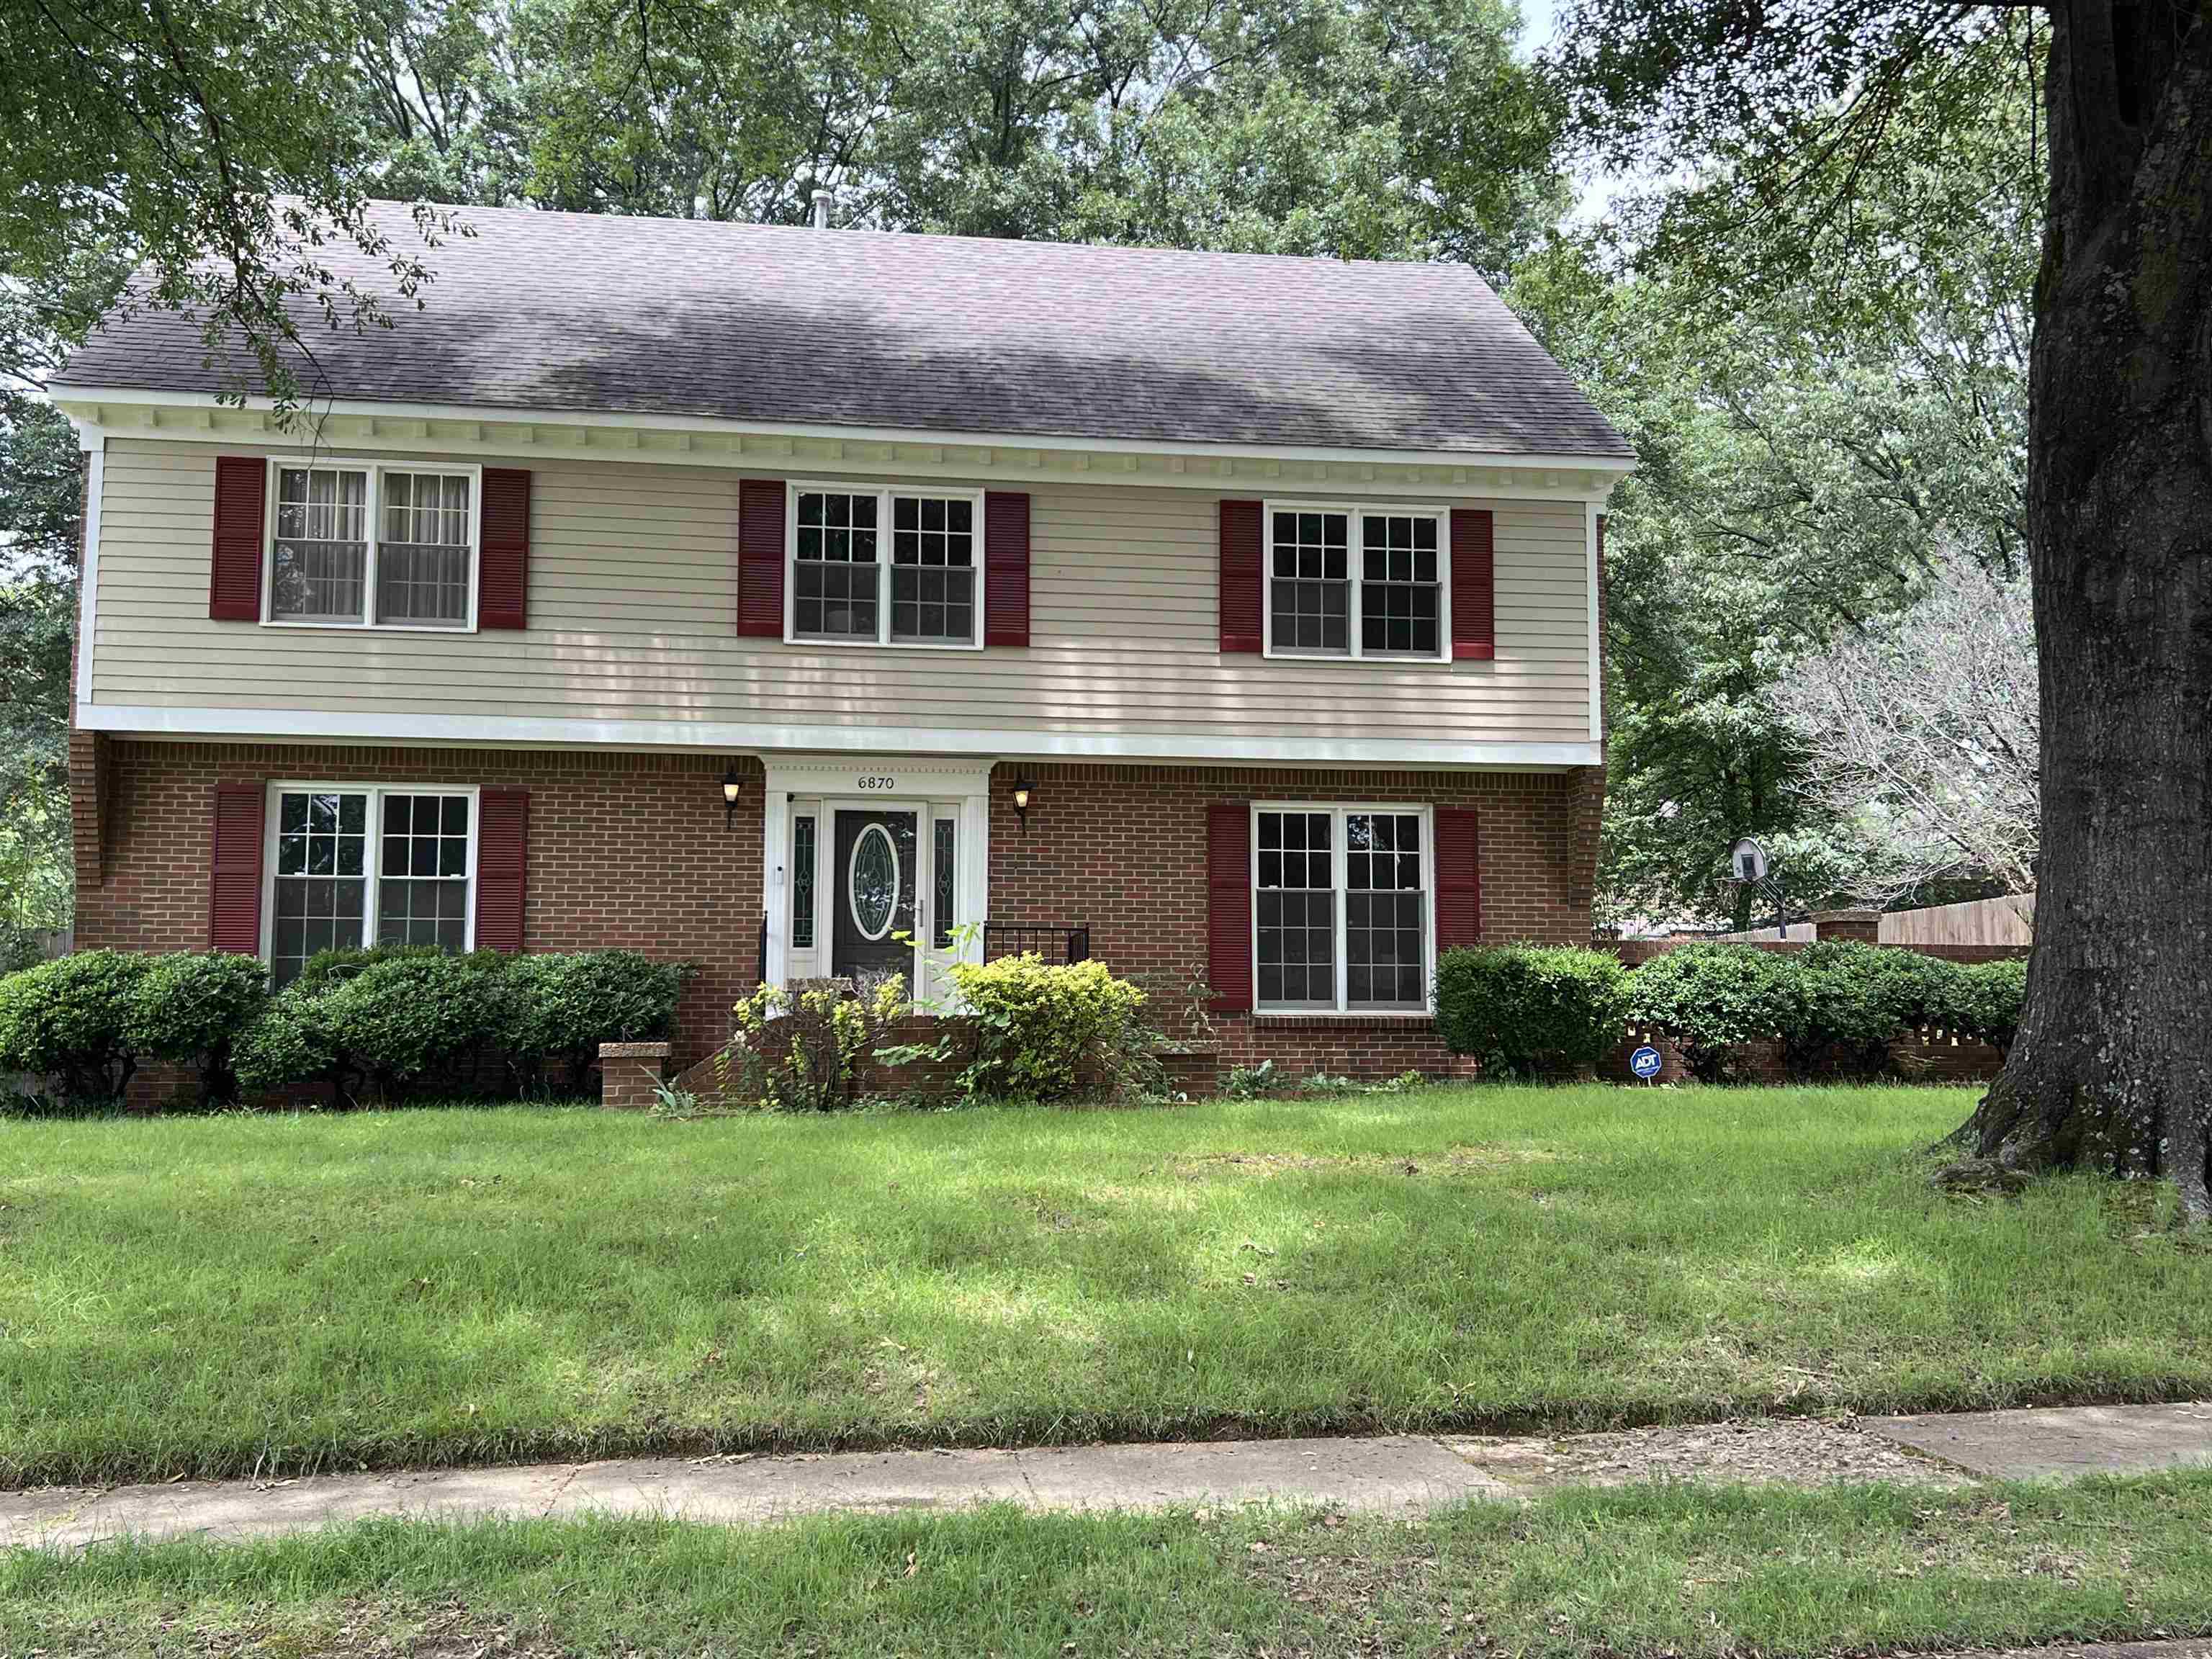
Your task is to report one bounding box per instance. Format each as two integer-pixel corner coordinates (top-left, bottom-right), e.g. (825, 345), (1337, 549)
(0, 946), (683, 1112)
(1437, 940), (2028, 1082)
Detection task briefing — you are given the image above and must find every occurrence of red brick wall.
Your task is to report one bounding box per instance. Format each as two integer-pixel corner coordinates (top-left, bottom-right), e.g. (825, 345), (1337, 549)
(985, 761), (1601, 1079)
(76, 741), (765, 1064)
(75, 744), (1604, 1082)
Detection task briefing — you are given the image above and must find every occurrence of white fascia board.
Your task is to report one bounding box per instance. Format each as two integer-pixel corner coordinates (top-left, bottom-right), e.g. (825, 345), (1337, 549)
(53, 386), (1637, 497)
(76, 701), (1601, 772)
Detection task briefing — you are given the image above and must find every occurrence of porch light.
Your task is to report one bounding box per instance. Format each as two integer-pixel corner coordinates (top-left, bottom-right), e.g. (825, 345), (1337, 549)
(721, 761), (742, 830)
(1011, 775), (1034, 833)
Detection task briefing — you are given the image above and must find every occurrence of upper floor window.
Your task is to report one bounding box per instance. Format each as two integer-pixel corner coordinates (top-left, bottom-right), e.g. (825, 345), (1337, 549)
(789, 484), (981, 649)
(268, 461), (479, 630)
(1264, 503), (1447, 662)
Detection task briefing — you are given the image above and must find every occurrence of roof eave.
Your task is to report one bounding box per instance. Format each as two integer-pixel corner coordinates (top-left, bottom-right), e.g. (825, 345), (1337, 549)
(53, 385), (1637, 498)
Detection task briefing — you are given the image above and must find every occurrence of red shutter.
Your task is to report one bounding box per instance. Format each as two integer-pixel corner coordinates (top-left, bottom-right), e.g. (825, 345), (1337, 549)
(479, 467), (531, 629)
(1206, 803), (1253, 1012)
(1218, 499), (1263, 654)
(209, 456), (266, 621)
(208, 782), (265, 953)
(1434, 806), (1481, 951)
(984, 490), (1030, 647)
(737, 478), (786, 637)
(1451, 508), (1495, 661)
(476, 788), (530, 953)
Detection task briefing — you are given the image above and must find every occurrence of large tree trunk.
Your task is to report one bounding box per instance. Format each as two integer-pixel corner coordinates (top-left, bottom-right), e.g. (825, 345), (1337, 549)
(1964, 0), (2212, 1221)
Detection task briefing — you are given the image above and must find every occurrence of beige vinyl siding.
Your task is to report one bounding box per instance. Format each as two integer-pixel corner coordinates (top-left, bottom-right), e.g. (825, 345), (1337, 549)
(90, 440), (1593, 743)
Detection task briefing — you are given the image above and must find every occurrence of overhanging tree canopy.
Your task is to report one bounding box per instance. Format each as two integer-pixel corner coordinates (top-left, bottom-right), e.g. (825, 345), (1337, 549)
(1554, 0), (2212, 1218)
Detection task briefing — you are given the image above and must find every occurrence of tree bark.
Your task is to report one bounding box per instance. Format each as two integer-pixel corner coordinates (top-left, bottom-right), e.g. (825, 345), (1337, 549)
(1964, 0), (2212, 1221)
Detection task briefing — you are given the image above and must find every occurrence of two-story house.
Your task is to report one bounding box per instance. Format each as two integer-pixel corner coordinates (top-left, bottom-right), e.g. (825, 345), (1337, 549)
(53, 205), (1631, 1079)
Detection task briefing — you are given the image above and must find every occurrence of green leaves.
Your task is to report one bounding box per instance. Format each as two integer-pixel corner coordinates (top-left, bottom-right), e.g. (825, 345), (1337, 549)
(939, 954), (1151, 1103)
(0, 948), (154, 1105)
(1434, 945), (1630, 1076)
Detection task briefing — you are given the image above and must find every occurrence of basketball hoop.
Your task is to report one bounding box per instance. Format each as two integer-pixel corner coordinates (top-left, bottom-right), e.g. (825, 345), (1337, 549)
(1718, 836), (1790, 938)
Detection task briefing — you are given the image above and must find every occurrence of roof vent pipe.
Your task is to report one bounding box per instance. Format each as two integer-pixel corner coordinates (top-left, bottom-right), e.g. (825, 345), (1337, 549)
(811, 188), (832, 230)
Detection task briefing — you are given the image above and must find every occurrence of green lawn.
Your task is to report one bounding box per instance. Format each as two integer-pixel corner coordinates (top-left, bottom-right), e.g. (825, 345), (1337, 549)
(4, 1085), (2209, 1488)
(11, 1476), (2212, 1656)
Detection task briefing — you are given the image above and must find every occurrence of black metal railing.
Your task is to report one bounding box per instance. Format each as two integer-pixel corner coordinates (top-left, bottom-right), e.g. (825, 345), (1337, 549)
(982, 922), (1092, 966)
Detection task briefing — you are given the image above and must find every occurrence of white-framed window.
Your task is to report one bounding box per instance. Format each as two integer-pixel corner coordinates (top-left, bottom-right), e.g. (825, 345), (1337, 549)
(264, 783), (478, 986)
(787, 482), (984, 649)
(1254, 804), (1433, 1014)
(1263, 501), (1448, 662)
(265, 458), (482, 631)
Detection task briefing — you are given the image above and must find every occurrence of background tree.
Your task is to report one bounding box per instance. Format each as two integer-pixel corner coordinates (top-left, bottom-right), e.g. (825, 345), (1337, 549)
(1513, 47), (2035, 928)
(1769, 558), (2038, 904)
(1551, 0), (2212, 1218)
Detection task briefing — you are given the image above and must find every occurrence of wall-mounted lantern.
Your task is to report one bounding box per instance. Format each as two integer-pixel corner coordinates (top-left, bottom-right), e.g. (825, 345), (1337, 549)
(722, 761), (742, 830)
(1011, 775), (1035, 834)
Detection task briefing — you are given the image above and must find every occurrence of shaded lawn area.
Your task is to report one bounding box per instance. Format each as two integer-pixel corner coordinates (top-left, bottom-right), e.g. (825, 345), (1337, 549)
(10, 1476), (2212, 1657)
(4, 1085), (2211, 1487)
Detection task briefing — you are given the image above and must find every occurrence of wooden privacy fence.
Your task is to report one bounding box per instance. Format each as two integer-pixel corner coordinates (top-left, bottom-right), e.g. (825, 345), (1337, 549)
(1878, 894), (2036, 948)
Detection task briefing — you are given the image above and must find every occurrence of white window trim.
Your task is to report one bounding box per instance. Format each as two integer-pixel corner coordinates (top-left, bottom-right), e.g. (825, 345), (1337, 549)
(260, 457), (484, 633)
(1251, 801), (1437, 1017)
(258, 781), (482, 973)
(783, 480), (988, 652)
(1260, 498), (1452, 664)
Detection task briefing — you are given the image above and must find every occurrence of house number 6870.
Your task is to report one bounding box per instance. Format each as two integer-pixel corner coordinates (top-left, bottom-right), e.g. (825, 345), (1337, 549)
(857, 775), (897, 791)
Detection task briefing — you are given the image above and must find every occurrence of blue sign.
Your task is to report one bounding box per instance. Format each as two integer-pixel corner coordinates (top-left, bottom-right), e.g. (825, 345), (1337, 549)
(1629, 1045), (1664, 1081)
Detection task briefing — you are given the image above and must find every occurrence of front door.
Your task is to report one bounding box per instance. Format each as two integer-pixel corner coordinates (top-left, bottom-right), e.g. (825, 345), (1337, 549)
(832, 808), (918, 981)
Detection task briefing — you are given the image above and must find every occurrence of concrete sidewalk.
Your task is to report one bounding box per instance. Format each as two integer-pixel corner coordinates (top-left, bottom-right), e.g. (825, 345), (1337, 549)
(4, 1401), (2209, 1553)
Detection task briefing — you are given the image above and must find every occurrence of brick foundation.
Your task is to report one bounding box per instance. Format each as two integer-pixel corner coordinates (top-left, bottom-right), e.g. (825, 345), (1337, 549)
(71, 742), (1603, 1085)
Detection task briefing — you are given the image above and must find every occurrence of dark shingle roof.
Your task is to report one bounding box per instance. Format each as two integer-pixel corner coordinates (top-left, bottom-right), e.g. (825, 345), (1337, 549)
(55, 203), (1631, 459)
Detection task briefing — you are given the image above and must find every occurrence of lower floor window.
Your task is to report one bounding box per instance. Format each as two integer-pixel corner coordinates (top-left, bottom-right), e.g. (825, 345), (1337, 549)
(271, 786), (475, 985)
(1255, 805), (1429, 1012)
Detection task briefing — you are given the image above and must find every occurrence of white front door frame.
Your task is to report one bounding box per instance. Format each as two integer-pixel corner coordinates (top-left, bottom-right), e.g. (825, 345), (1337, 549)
(760, 754), (993, 989)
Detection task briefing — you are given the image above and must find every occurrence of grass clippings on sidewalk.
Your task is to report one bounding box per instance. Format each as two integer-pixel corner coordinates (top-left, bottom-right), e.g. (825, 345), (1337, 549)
(10, 1475), (2212, 1658)
(5, 1084), (2211, 1488)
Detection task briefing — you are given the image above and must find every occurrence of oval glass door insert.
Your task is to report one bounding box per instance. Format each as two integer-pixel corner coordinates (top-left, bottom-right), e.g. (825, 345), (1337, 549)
(849, 823), (899, 940)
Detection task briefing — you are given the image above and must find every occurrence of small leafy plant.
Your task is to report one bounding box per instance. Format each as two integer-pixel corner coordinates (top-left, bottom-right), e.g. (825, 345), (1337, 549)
(727, 973), (908, 1111)
(889, 930), (1159, 1104)
(1222, 1058), (1280, 1099)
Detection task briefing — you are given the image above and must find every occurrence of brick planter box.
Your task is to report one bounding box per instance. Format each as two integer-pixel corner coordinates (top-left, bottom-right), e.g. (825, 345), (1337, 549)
(599, 1041), (670, 1110)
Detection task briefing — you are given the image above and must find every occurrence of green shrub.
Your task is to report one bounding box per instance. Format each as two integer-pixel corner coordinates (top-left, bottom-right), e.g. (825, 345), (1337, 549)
(939, 955), (1154, 1102)
(291, 942), (441, 997)
(0, 950), (153, 1105)
(233, 983), (340, 1099)
(511, 950), (685, 1091)
(1783, 940), (1961, 1077)
(122, 953), (270, 1104)
(727, 974), (909, 1111)
(1625, 945), (1802, 1084)
(1435, 944), (1629, 1076)
(1930, 958), (2030, 1053)
(316, 950), (523, 1099)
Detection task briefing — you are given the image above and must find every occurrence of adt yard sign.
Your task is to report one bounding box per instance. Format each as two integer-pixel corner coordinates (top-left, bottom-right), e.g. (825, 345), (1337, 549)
(1629, 1045), (1664, 1082)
